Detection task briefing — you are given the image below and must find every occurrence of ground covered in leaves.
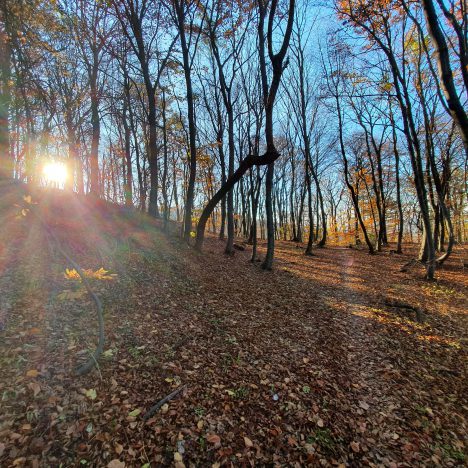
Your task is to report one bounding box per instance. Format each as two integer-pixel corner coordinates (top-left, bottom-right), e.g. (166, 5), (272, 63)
(0, 181), (467, 467)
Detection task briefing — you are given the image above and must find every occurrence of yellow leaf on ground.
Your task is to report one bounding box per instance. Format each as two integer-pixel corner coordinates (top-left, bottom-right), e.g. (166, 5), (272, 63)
(26, 369), (39, 378)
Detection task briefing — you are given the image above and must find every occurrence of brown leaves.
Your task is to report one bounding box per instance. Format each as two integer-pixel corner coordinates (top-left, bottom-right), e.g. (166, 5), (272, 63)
(107, 460), (125, 468)
(28, 382), (41, 397)
(350, 441), (360, 453)
(243, 436), (253, 448)
(358, 400), (370, 411)
(206, 434), (221, 446)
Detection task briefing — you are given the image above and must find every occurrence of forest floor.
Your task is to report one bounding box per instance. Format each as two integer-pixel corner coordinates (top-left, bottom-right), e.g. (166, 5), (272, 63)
(0, 180), (467, 468)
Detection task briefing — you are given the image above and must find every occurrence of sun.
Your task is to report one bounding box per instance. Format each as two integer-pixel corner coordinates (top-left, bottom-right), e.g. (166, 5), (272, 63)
(43, 162), (67, 186)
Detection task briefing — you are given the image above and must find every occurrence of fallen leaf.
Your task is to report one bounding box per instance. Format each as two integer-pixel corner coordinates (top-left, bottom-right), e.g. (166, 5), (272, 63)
(128, 408), (141, 417)
(350, 441), (360, 453)
(86, 389), (97, 400)
(103, 349), (114, 358)
(26, 369), (39, 378)
(207, 434), (221, 445)
(115, 443), (123, 455)
(107, 460), (125, 468)
(28, 382), (41, 396)
(244, 436), (253, 448)
(358, 401), (370, 411)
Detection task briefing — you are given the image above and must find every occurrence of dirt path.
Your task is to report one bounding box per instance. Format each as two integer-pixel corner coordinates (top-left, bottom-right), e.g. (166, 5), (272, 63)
(328, 249), (408, 464)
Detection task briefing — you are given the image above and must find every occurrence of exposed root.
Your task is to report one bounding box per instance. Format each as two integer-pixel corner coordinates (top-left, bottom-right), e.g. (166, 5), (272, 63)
(384, 297), (426, 323)
(31, 206), (104, 376)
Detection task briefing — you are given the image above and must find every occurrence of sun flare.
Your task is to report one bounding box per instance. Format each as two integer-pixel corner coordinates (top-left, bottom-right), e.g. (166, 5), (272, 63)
(43, 162), (67, 186)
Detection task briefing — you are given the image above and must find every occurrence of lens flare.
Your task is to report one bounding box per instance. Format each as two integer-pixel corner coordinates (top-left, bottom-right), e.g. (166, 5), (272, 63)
(43, 162), (67, 185)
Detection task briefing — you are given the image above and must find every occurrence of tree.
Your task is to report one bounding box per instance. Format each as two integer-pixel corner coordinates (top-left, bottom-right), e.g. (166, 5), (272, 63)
(195, 0), (296, 269)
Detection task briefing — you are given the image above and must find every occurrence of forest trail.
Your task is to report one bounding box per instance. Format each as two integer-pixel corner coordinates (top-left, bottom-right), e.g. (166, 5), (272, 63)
(0, 182), (467, 467)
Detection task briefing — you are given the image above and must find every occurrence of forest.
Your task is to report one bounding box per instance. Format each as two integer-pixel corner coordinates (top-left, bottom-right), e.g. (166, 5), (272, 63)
(0, 0), (467, 466)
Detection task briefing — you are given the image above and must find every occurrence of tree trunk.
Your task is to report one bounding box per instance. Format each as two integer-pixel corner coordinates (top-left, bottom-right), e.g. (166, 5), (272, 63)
(89, 69), (100, 196)
(262, 162), (275, 269)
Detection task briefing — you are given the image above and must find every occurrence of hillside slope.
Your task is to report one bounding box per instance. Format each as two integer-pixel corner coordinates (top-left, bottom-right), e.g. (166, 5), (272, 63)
(0, 181), (466, 467)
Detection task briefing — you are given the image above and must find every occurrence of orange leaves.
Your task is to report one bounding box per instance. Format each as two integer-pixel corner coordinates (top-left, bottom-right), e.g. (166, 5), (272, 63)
(64, 267), (117, 281)
(337, 0), (403, 38)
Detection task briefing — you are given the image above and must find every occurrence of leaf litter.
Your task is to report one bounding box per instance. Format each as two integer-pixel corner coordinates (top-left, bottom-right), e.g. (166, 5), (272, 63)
(0, 183), (466, 466)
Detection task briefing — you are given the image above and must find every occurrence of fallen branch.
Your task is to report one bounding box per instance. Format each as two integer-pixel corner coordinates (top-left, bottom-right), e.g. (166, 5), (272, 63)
(143, 385), (186, 421)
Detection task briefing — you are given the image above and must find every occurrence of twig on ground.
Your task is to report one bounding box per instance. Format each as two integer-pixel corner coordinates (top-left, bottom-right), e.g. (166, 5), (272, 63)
(143, 385), (186, 421)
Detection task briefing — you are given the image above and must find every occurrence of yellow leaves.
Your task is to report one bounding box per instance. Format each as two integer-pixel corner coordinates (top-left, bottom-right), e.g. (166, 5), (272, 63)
(15, 195), (37, 219)
(378, 77), (393, 93)
(85, 388), (97, 400)
(64, 267), (117, 281)
(57, 267), (117, 301)
(103, 349), (115, 358)
(26, 369), (39, 378)
(64, 268), (81, 280)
